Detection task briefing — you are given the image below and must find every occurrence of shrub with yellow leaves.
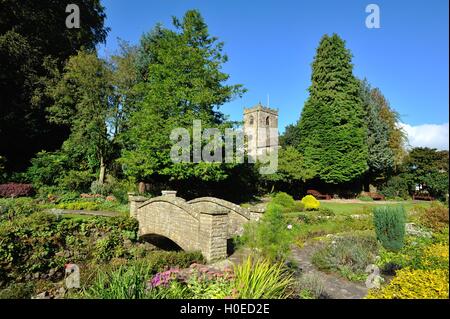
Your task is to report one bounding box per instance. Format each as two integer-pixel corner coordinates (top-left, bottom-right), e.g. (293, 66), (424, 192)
(421, 243), (449, 269)
(301, 195), (320, 210)
(366, 268), (449, 299)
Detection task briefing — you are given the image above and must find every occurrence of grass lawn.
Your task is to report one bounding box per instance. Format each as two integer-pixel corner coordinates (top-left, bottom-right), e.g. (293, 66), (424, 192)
(288, 200), (436, 245)
(318, 200), (433, 216)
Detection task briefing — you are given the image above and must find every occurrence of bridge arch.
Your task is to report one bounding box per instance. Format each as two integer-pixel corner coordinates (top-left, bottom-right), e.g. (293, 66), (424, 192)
(137, 196), (201, 252)
(130, 193), (262, 262)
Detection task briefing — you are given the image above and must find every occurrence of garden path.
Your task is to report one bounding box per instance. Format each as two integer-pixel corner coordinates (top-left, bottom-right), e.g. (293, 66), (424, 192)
(290, 243), (368, 299)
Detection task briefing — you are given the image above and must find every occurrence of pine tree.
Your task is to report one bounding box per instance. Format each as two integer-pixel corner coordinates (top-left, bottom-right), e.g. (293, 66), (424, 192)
(296, 34), (368, 184)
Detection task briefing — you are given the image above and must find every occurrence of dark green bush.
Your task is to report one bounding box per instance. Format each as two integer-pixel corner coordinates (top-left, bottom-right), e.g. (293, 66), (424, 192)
(373, 206), (406, 252)
(57, 170), (95, 193)
(111, 180), (137, 204)
(26, 151), (69, 189)
(380, 175), (412, 200)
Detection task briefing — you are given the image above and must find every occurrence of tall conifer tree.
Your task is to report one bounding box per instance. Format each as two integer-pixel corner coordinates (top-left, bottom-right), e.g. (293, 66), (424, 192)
(297, 34), (368, 184)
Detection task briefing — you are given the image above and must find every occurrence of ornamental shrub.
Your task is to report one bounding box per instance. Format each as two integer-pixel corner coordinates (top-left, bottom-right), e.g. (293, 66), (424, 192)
(239, 202), (294, 261)
(233, 256), (294, 299)
(380, 175), (412, 200)
(312, 233), (379, 282)
(417, 203), (449, 232)
(301, 195), (320, 210)
(373, 206), (406, 252)
(421, 243), (449, 270)
(357, 195), (374, 202)
(0, 183), (34, 198)
(272, 192), (304, 213)
(57, 170), (95, 192)
(366, 268), (449, 299)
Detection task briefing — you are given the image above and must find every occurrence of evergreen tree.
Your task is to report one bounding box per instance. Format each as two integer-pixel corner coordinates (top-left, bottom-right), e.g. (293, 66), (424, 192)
(119, 10), (245, 182)
(296, 34), (368, 184)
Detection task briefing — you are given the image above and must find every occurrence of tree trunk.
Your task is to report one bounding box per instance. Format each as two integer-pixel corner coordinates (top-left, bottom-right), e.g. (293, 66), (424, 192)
(99, 156), (106, 184)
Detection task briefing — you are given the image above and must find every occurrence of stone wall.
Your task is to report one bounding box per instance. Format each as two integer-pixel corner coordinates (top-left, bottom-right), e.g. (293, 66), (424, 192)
(129, 192), (263, 262)
(187, 197), (252, 237)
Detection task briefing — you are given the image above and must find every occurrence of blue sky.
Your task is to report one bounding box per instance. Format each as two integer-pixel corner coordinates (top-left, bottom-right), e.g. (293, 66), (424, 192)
(98, 0), (449, 149)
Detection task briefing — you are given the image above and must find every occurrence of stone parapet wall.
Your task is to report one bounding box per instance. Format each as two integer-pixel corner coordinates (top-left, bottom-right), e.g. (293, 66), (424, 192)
(130, 192), (264, 262)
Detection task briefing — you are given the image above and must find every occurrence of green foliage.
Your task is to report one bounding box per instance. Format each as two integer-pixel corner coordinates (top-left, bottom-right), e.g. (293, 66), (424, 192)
(82, 261), (153, 299)
(366, 268), (449, 299)
(296, 34), (368, 184)
(79, 251), (204, 299)
(373, 206), (406, 252)
(233, 257), (294, 299)
(312, 234), (379, 282)
(0, 156), (6, 183)
(359, 79), (394, 179)
(111, 179), (137, 204)
(90, 180), (113, 196)
(0, 282), (35, 299)
(357, 195), (374, 202)
(380, 174), (412, 200)
(417, 203), (449, 232)
(297, 273), (325, 299)
(56, 198), (127, 214)
(26, 151), (97, 193)
(279, 124), (301, 148)
(139, 251), (204, 273)
(57, 170), (95, 193)
(0, 212), (138, 286)
(406, 148), (449, 200)
(301, 195), (320, 210)
(119, 10), (245, 182)
(263, 146), (314, 185)
(0, 0), (108, 172)
(26, 151), (70, 189)
(271, 192), (304, 212)
(185, 275), (233, 299)
(422, 171), (449, 201)
(0, 197), (40, 222)
(239, 200), (295, 262)
(47, 50), (114, 181)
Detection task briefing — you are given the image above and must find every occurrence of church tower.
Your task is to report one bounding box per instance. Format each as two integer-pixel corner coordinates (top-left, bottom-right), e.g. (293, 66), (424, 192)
(243, 102), (279, 159)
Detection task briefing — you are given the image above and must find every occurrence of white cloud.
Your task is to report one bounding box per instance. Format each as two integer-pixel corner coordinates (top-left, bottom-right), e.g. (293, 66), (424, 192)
(399, 122), (449, 150)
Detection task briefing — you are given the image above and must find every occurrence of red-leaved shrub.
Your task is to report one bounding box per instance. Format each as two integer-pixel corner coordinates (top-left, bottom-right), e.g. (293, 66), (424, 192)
(0, 183), (34, 197)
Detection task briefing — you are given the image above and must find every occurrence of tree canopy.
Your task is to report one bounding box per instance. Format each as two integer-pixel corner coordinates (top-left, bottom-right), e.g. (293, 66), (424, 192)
(118, 10), (246, 182)
(0, 0), (108, 172)
(296, 34), (368, 184)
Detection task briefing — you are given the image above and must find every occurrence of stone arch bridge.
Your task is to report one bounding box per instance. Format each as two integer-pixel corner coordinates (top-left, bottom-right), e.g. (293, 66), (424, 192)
(129, 191), (264, 262)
